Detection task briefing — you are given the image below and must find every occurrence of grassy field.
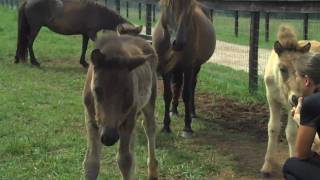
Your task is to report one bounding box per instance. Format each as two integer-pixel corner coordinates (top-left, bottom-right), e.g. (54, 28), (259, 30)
(0, 6), (274, 179)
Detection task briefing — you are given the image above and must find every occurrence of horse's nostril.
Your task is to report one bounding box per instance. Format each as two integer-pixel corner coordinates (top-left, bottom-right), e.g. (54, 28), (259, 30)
(291, 95), (299, 106)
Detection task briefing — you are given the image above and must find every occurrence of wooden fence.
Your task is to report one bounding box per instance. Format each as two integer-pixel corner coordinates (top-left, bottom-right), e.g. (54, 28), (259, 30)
(2, 0), (320, 93)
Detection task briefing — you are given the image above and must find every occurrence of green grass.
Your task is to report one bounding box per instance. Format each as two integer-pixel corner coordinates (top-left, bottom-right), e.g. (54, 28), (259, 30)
(0, 6), (268, 179)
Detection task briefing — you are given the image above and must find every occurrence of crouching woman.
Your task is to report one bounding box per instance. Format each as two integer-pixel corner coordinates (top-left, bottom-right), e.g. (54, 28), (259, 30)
(283, 53), (320, 180)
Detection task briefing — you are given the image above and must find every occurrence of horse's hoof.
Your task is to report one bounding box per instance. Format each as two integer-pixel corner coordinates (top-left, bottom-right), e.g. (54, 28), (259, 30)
(161, 127), (171, 133)
(14, 60), (19, 64)
(181, 130), (193, 138)
(148, 177), (158, 180)
(31, 61), (40, 67)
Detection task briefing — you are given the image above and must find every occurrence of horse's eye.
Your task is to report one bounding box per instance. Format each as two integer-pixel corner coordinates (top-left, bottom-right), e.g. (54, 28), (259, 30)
(280, 67), (288, 74)
(279, 66), (289, 80)
(94, 87), (104, 102)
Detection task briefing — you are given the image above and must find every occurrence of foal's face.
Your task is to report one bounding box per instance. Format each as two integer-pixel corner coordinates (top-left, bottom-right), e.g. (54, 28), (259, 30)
(274, 41), (311, 106)
(90, 48), (147, 146)
(162, 0), (194, 51)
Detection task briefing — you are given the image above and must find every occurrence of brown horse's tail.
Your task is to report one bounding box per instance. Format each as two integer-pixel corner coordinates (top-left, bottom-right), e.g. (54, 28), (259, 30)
(277, 25), (298, 48)
(15, 1), (29, 63)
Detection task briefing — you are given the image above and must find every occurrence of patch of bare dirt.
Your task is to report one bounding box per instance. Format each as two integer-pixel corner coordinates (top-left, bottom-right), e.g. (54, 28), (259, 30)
(196, 93), (270, 140)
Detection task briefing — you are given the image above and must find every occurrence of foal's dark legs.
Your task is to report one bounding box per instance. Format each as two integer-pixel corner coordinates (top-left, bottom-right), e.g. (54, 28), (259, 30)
(171, 71), (183, 116)
(80, 35), (89, 68)
(191, 66), (201, 118)
(27, 26), (41, 66)
(182, 68), (194, 138)
(161, 73), (173, 133)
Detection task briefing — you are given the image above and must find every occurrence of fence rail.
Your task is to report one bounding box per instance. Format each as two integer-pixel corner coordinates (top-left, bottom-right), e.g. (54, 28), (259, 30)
(1, 0), (320, 93)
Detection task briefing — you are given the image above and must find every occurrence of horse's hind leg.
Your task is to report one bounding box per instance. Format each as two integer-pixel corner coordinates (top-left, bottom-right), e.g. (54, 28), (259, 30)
(171, 71), (183, 116)
(142, 84), (158, 179)
(191, 66), (201, 118)
(83, 113), (102, 180)
(80, 35), (89, 68)
(162, 73), (173, 133)
(181, 68), (194, 138)
(118, 119), (135, 180)
(27, 26), (41, 66)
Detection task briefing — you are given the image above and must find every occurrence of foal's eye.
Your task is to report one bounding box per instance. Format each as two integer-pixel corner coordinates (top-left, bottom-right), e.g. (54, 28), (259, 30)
(279, 66), (289, 80)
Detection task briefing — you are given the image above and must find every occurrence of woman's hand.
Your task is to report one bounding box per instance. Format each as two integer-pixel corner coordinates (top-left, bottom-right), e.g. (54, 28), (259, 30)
(291, 97), (304, 124)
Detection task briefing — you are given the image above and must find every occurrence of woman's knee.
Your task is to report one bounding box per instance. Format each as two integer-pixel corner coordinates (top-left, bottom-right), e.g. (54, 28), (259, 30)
(283, 157), (300, 173)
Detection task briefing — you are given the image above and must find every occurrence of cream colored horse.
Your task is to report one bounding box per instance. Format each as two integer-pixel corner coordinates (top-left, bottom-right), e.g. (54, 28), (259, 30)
(261, 25), (320, 176)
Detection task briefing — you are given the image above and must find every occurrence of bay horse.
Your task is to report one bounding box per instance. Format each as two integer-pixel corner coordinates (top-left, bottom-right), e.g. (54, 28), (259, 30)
(152, 0), (216, 137)
(83, 33), (158, 179)
(15, 0), (142, 68)
(261, 25), (320, 176)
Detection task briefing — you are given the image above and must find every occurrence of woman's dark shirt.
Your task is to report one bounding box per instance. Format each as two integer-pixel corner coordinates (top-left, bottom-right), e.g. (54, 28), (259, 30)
(300, 92), (320, 136)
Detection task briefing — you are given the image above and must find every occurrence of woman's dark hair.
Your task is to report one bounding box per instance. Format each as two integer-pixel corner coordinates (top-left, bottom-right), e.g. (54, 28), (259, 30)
(295, 53), (320, 84)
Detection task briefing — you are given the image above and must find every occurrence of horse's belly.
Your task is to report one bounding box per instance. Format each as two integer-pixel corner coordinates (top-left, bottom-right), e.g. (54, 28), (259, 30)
(46, 21), (81, 35)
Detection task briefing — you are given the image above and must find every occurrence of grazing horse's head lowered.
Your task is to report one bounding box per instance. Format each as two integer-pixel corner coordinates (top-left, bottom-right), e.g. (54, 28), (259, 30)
(160, 0), (196, 51)
(90, 48), (147, 146)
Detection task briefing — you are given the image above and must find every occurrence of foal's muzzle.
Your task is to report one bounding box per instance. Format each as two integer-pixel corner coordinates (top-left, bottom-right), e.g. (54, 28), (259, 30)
(290, 95), (299, 107)
(101, 128), (119, 146)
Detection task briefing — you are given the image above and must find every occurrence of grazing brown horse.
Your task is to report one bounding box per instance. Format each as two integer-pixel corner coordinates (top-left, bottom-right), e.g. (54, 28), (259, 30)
(15, 0), (142, 68)
(153, 0), (216, 137)
(83, 33), (158, 180)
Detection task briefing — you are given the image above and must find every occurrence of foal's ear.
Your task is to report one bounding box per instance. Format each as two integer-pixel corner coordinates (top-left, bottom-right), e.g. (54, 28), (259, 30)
(117, 23), (143, 35)
(91, 49), (105, 66)
(297, 42), (311, 53)
(274, 41), (284, 56)
(126, 54), (152, 71)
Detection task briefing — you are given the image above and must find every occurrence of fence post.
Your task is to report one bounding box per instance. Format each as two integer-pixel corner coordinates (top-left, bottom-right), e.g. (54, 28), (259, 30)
(265, 12), (269, 42)
(115, 0), (120, 14)
(234, 11), (239, 37)
(105, 0), (107, 6)
(146, 3), (152, 35)
(126, 1), (129, 18)
(249, 12), (260, 93)
(304, 13), (309, 40)
(152, 4), (156, 22)
(138, 2), (142, 20)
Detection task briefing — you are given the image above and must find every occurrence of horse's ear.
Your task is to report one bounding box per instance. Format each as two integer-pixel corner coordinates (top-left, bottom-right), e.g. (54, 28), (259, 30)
(274, 41), (284, 56)
(126, 54), (152, 71)
(117, 23), (142, 35)
(91, 49), (104, 66)
(116, 24), (125, 35)
(298, 42), (311, 53)
(135, 25), (143, 34)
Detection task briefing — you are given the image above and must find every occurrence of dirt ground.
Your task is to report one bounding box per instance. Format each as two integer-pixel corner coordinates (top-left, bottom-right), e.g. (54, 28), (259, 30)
(157, 80), (290, 180)
(195, 92), (288, 180)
